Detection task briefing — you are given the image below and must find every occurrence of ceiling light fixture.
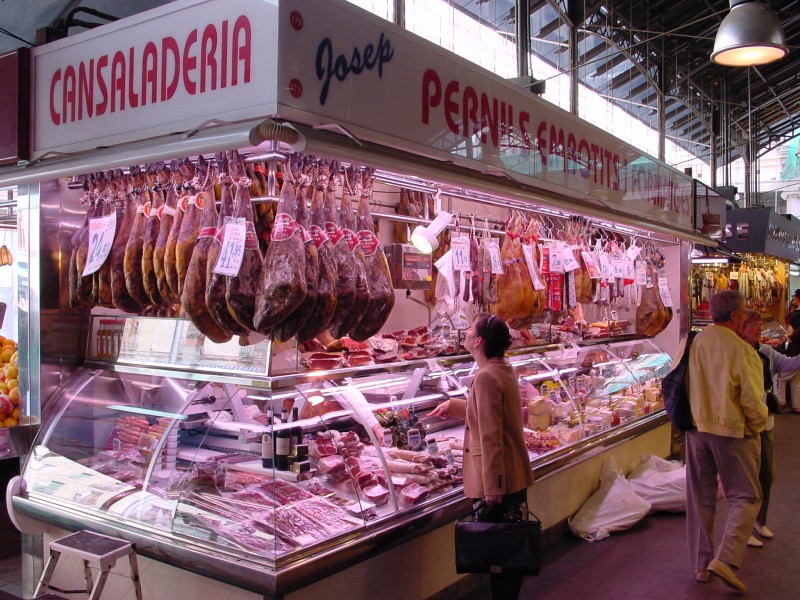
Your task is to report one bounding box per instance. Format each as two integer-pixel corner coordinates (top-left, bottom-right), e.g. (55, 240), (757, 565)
(692, 257), (730, 265)
(711, 0), (788, 66)
(411, 211), (453, 254)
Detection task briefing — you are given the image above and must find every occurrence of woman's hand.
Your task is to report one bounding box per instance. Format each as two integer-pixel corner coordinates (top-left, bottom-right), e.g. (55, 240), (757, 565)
(429, 400), (450, 418)
(484, 494), (502, 506)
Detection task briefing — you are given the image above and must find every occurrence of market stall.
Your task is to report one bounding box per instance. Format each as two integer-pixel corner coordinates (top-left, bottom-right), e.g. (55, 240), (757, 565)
(2, 1), (709, 598)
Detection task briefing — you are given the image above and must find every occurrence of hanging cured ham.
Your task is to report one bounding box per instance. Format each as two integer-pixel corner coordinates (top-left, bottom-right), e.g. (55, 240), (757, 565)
(108, 172), (143, 313)
(495, 216), (536, 328)
(273, 157), (319, 342)
(328, 166), (370, 339)
(297, 159), (339, 343)
(636, 249), (672, 336)
(181, 157), (234, 344)
(514, 218), (545, 328)
(349, 168), (395, 342)
(123, 168), (152, 306)
(154, 161), (182, 305)
(164, 159), (195, 299)
(226, 151), (266, 332)
(205, 153), (248, 337)
(69, 179), (94, 308)
(92, 173), (114, 308)
(142, 165), (169, 307)
(253, 156), (307, 334)
(175, 156), (211, 297)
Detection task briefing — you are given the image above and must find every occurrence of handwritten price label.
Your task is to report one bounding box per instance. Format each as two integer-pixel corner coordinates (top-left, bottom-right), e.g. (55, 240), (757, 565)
(486, 240), (503, 274)
(658, 276), (674, 307)
(451, 235), (471, 271)
(213, 220), (246, 276)
(82, 211), (117, 276)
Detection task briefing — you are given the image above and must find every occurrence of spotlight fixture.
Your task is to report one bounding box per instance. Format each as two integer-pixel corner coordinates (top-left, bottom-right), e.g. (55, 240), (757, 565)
(711, 0), (788, 66)
(410, 211), (453, 254)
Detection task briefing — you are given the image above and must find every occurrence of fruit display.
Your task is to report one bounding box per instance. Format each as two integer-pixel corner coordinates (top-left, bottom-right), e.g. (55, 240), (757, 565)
(0, 336), (19, 427)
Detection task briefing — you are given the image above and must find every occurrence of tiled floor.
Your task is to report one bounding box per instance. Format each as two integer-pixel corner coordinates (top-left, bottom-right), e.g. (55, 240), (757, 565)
(0, 555), (21, 598)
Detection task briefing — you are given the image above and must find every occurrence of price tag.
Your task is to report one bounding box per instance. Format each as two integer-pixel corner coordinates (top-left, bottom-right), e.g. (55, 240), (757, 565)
(626, 245), (642, 261)
(610, 310), (619, 320)
(451, 235), (471, 271)
(635, 261), (647, 286)
(599, 254), (612, 279)
(486, 240), (503, 274)
(581, 251), (600, 279)
(623, 259), (635, 282)
(729, 271), (739, 280)
(658, 277), (674, 307)
(214, 220), (246, 276)
(522, 245), (546, 290)
(549, 247), (565, 273)
(82, 211), (117, 276)
(562, 248), (581, 272)
(611, 258), (624, 278)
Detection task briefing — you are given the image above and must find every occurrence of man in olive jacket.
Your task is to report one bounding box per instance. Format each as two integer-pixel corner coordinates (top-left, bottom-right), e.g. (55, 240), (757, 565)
(686, 290), (767, 592)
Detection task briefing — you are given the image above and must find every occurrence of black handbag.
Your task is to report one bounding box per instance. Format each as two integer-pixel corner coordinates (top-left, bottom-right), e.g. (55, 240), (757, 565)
(454, 510), (542, 575)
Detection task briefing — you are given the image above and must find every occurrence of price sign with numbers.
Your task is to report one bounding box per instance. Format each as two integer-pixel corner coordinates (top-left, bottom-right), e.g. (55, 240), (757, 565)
(451, 235), (471, 271)
(635, 261), (647, 286)
(214, 220), (246, 276)
(486, 240), (503, 274)
(522, 244), (546, 290)
(82, 211), (117, 276)
(658, 277), (674, 307)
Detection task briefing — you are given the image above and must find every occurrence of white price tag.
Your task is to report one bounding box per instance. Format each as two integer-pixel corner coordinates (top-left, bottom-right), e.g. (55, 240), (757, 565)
(658, 277), (674, 307)
(82, 211), (117, 276)
(562, 248), (581, 272)
(486, 240), (503, 274)
(214, 220), (246, 276)
(549, 247), (565, 273)
(635, 261), (647, 286)
(626, 245), (642, 261)
(599, 254), (612, 279)
(623, 259), (635, 282)
(611, 259), (624, 278)
(451, 235), (471, 271)
(522, 244), (546, 290)
(729, 271), (739, 280)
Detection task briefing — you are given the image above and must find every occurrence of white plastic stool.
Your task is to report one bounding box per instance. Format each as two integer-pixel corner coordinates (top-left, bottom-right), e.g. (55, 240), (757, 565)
(34, 530), (143, 600)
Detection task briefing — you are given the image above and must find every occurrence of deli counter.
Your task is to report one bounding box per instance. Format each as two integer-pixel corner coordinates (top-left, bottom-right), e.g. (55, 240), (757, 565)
(10, 314), (672, 597)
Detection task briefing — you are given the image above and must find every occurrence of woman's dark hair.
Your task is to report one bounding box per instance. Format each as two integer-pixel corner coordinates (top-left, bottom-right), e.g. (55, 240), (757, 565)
(790, 310), (800, 330)
(475, 313), (511, 358)
(794, 289), (800, 300)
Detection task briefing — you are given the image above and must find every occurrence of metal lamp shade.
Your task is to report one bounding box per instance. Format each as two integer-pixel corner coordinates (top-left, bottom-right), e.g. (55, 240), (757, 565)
(711, 2), (788, 66)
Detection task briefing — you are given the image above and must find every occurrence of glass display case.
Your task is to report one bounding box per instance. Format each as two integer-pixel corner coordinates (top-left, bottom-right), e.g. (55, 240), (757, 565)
(13, 314), (673, 591)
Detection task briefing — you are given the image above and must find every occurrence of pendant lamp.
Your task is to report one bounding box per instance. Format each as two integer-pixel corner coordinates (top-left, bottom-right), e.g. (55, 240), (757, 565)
(711, 0), (788, 66)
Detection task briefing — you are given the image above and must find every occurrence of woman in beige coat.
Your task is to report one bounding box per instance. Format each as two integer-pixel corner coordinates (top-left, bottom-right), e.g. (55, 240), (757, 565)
(431, 313), (534, 599)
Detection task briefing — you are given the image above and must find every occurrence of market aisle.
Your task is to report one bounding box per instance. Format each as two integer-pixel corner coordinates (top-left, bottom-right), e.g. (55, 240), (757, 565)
(460, 410), (800, 600)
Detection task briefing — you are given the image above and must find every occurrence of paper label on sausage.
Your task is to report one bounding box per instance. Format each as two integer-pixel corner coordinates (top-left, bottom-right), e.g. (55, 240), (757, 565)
(356, 230), (380, 255)
(451, 235), (471, 271)
(213, 221), (246, 276)
(309, 224), (330, 248)
(82, 210), (117, 276)
(271, 213), (299, 242)
(486, 240), (503, 274)
(325, 221), (344, 246)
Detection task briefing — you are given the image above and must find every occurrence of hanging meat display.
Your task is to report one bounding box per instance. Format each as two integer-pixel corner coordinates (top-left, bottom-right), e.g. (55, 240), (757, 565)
(349, 167), (395, 342)
(123, 168), (151, 307)
(164, 159), (195, 299)
(253, 154), (307, 334)
(109, 171), (143, 314)
(297, 159), (339, 343)
(142, 164), (169, 308)
(495, 216), (536, 327)
(181, 155), (235, 344)
(92, 173), (114, 308)
(272, 156), (319, 342)
(153, 161), (182, 306)
(635, 248), (672, 336)
(175, 156), (212, 298)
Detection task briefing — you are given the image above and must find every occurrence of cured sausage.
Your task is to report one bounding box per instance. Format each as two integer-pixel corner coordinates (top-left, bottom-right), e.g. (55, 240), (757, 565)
(349, 168), (395, 342)
(205, 153), (248, 336)
(297, 159), (338, 342)
(226, 151), (265, 332)
(253, 154), (307, 334)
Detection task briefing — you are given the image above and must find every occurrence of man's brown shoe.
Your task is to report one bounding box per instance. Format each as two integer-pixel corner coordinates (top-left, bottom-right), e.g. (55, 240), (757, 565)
(708, 559), (746, 592)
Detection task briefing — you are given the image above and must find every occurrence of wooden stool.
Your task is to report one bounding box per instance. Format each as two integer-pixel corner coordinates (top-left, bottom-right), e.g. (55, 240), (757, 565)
(34, 530), (143, 600)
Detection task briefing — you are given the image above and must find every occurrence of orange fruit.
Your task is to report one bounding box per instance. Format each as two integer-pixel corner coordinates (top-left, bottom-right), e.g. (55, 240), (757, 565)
(11, 407), (19, 419)
(3, 417), (17, 427)
(6, 378), (17, 391)
(4, 365), (17, 380)
(8, 387), (18, 405)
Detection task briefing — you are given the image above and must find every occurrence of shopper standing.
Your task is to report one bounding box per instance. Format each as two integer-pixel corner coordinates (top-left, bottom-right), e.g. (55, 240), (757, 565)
(740, 310), (800, 547)
(431, 313), (534, 600)
(686, 290), (767, 592)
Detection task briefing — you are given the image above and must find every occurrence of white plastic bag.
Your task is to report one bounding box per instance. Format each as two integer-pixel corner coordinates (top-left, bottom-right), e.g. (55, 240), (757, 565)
(627, 454), (686, 513)
(568, 458), (651, 542)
